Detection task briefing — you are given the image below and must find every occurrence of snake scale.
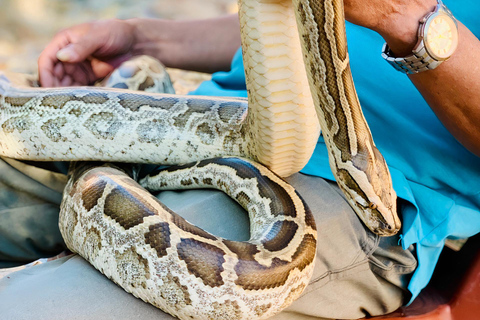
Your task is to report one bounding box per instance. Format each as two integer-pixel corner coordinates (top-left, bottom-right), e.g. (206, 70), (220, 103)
(0, 0), (401, 319)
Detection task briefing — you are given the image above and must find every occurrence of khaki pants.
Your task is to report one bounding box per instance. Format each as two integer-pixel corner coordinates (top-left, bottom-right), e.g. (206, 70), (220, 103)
(0, 158), (417, 319)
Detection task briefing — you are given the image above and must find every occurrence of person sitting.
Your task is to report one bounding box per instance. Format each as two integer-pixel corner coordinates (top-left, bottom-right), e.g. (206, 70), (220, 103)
(0, 0), (479, 319)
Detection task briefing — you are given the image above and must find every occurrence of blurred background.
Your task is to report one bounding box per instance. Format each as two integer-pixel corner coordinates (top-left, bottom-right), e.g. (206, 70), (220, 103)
(0, 0), (238, 92)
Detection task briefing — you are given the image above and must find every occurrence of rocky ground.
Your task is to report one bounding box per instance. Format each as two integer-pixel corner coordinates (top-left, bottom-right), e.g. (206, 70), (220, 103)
(0, 0), (238, 92)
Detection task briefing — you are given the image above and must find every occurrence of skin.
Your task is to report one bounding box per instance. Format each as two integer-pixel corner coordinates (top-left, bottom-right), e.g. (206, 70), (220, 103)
(344, 0), (480, 157)
(38, 0), (480, 157)
(38, 16), (241, 87)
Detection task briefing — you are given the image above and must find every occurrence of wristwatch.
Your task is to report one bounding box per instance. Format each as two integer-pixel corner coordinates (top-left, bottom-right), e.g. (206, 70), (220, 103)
(382, 0), (458, 74)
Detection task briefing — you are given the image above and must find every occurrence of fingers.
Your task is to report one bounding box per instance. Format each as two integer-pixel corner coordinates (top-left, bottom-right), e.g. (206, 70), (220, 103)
(38, 23), (105, 87)
(38, 32), (71, 87)
(56, 35), (104, 63)
(38, 19), (137, 87)
(62, 62), (91, 86)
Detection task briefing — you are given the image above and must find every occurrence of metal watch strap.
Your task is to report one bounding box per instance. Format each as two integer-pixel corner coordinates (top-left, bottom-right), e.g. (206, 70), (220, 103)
(381, 42), (442, 74)
(381, 0), (456, 74)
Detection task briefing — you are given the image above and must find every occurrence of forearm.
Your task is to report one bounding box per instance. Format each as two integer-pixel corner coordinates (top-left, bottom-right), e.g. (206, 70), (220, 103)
(370, 1), (480, 157)
(408, 24), (480, 157)
(127, 14), (241, 73)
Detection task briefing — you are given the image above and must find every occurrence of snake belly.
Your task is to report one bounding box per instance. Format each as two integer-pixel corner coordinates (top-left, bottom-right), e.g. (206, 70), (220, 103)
(0, 0), (400, 235)
(0, 1), (319, 178)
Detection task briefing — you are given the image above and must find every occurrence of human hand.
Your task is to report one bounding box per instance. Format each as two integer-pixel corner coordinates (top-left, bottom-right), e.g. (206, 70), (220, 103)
(343, 0), (437, 56)
(38, 19), (136, 87)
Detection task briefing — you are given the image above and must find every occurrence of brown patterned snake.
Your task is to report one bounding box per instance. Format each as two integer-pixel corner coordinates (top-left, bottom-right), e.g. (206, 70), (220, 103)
(0, 0), (401, 319)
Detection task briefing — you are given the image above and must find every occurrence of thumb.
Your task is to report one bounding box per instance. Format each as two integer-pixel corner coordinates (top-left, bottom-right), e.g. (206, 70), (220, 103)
(56, 40), (99, 62)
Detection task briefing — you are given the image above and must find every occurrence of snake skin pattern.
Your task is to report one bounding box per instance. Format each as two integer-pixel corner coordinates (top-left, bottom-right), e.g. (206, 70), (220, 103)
(291, 0), (401, 235)
(55, 56), (318, 319)
(0, 74), (250, 167)
(61, 158), (316, 319)
(0, 0), (403, 318)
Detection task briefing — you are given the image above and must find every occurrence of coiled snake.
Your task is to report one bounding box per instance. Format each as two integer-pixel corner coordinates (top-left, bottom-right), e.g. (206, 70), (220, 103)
(0, 0), (401, 319)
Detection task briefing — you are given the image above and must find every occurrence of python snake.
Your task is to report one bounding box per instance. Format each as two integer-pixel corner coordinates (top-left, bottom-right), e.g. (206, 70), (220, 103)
(0, 0), (401, 319)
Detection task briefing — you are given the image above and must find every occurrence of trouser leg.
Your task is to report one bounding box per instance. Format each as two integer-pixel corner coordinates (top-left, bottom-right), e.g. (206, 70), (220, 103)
(0, 158), (67, 267)
(0, 169), (416, 319)
(276, 174), (417, 319)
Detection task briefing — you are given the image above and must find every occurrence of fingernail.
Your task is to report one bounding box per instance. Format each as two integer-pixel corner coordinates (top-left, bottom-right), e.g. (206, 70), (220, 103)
(56, 48), (73, 61)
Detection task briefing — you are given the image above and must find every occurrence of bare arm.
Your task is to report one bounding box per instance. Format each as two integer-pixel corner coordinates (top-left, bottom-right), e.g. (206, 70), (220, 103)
(39, 3), (480, 156)
(408, 24), (480, 157)
(38, 14), (241, 87)
(344, 0), (480, 156)
(128, 15), (241, 73)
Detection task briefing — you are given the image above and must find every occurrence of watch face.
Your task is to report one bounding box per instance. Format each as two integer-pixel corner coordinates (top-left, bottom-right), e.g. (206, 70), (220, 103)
(424, 12), (459, 60)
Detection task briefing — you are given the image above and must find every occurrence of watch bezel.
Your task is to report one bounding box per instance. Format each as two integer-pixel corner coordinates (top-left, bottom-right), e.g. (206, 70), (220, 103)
(420, 6), (459, 61)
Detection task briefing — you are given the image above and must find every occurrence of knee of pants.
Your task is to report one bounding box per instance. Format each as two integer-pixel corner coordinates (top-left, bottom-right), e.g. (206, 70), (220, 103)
(279, 174), (417, 319)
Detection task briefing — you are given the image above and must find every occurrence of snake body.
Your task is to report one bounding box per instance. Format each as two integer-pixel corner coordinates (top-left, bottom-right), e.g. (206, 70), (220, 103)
(61, 158), (316, 319)
(0, 0), (401, 319)
(291, 0), (400, 234)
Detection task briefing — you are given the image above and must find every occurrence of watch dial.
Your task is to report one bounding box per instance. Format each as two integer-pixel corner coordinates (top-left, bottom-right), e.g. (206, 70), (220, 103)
(425, 13), (458, 60)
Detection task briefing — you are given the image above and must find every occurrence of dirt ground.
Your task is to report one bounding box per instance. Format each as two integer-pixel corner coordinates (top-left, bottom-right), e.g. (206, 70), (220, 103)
(0, 0), (238, 92)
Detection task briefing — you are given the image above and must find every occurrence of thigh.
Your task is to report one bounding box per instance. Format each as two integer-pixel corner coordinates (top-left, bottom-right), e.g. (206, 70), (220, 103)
(275, 173), (416, 319)
(0, 255), (176, 320)
(0, 186), (248, 320)
(0, 171), (416, 319)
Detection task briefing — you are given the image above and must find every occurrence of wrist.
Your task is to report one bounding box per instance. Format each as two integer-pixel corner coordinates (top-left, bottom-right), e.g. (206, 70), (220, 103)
(124, 18), (146, 56)
(125, 18), (180, 67)
(375, 0), (437, 57)
(126, 15), (240, 73)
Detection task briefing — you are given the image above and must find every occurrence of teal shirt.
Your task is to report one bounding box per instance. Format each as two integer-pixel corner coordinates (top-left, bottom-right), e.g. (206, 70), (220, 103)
(190, 0), (480, 303)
